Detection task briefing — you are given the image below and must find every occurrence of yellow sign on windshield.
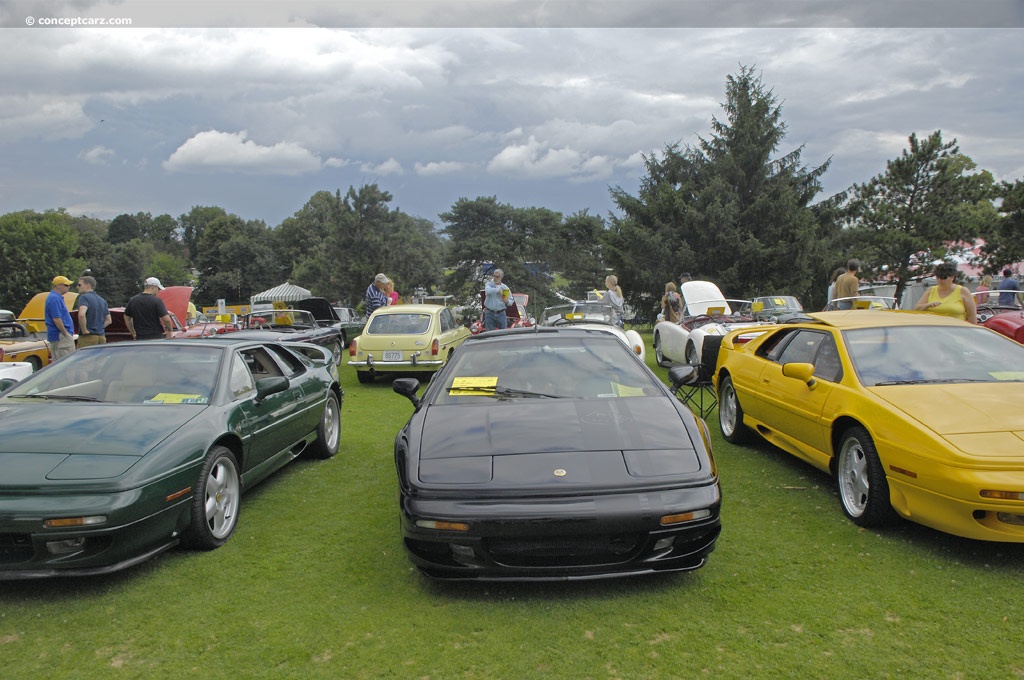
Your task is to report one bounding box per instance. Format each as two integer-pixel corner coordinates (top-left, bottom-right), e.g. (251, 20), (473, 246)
(449, 376), (499, 395)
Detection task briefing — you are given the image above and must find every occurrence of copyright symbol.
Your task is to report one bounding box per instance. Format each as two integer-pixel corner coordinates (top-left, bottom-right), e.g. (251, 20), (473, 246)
(26, 16), (35, 25)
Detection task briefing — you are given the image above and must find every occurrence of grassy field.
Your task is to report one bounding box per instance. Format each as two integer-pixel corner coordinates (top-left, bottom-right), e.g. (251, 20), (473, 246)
(2, 336), (1023, 679)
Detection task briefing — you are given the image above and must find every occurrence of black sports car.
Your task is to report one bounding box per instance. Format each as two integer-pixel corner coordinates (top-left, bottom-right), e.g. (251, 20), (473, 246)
(391, 327), (721, 580)
(232, 309), (346, 366)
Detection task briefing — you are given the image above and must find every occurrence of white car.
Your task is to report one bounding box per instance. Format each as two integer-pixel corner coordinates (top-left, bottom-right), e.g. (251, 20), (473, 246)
(540, 301), (646, 362)
(653, 281), (770, 374)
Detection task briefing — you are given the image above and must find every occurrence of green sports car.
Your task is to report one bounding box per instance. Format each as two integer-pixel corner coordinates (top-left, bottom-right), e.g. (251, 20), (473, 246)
(0, 338), (342, 579)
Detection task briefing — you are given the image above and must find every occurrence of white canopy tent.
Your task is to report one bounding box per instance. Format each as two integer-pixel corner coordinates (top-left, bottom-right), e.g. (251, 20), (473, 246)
(250, 282), (312, 303)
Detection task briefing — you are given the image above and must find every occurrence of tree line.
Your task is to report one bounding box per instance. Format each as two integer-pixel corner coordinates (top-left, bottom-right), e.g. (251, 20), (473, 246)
(1, 66), (1019, 319)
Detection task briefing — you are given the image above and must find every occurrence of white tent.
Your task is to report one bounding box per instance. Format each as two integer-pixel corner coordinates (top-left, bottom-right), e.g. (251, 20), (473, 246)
(250, 282), (312, 303)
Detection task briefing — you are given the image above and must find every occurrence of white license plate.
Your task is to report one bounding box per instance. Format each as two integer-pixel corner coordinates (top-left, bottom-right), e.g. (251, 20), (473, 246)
(383, 351), (403, 361)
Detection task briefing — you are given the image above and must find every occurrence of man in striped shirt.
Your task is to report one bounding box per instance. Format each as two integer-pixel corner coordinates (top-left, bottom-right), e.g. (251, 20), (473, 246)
(365, 273), (391, 316)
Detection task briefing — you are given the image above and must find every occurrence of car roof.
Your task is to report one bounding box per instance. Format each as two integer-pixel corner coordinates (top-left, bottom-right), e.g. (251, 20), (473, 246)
(802, 310), (975, 330)
(370, 304), (447, 315)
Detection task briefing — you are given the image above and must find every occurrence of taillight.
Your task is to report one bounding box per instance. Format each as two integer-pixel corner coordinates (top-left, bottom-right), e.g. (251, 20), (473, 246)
(431, 338), (439, 355)
(349, 339), (357, 356)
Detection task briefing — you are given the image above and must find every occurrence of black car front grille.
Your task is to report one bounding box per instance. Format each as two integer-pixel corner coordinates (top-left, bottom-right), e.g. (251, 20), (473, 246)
(0, 533), (34, 564)
(486, 533), (644, 568)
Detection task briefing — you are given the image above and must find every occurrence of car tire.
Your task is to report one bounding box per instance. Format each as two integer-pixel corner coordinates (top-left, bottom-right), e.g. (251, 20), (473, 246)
(27, 356), (42, 372)
(184, 445), (241, 550)
(718, 375), (752, 444)
(685, 341), (697, 366)
(356, 370), (374, 384)
(835, 425), (898, 527)
(654, 333), (667, 367)
(307, 392), (341, 459)
(327, 340), (343, 366)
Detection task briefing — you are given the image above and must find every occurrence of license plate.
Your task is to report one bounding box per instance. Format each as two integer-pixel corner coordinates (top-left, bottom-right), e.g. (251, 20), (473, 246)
(383, 351), (403, 361)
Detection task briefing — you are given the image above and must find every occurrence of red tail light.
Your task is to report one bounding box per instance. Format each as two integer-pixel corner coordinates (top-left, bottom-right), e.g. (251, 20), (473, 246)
(349, 339), (357, 356)
(431, 338), (439, 356)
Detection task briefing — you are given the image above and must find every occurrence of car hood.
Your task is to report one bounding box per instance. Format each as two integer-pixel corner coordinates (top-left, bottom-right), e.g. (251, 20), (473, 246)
(296, 297), (340, 323)
(0, 403), (201, 483)
(416, 397), (705, 488)
(872, 383), (1024, 457)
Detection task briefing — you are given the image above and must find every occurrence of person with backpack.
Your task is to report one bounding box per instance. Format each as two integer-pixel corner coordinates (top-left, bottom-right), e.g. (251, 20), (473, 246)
(661, 282), (682, 323)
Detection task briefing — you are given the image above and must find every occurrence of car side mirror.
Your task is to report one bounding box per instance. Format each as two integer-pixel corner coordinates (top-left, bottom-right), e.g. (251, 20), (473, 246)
(393, 377), (422, 408)
(782, 362), (817, 389)
(255, 376), (289, 402)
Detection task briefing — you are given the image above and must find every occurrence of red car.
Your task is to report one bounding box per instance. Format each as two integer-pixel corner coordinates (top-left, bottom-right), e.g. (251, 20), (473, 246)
(983, 308), (1024, 344)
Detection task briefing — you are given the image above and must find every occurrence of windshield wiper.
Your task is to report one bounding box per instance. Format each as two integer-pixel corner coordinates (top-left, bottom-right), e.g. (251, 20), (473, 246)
(14, 394), (102, 402)
(491, 386), (562, 399)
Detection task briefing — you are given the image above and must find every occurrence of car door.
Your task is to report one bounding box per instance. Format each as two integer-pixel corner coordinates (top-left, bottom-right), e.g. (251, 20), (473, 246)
(232, 346), (309, 472)
(437, 308), (468, 353)
(752, 329), (842, 467)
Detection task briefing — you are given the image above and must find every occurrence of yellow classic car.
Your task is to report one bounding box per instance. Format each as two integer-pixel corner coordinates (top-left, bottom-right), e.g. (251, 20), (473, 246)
(1, 307), (50, 371)
(713, 309), (1024, 542)
(348, 304), (471, 384)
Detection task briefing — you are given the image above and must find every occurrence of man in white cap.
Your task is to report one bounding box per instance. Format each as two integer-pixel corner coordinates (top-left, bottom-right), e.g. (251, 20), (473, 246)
(365, 273), (391, 316)
(45, 274), (77, 360)
(124, 277), (173, 340)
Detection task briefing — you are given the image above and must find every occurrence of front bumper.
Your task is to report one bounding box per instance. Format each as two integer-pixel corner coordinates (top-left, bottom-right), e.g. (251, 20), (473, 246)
(399, 484), (722, 580)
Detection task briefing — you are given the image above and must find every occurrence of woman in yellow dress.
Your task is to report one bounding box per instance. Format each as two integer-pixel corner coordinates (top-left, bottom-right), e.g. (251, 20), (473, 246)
(914, 262), (977, 323)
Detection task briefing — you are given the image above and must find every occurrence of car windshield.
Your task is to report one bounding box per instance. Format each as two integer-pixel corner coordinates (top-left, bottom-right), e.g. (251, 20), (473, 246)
(431, 334), (661, 404)
(245, 310), (318, 328)
(752, 296), (803, 312)
(2, 345), (221, 404)
(844, 325), (1024, 386)
(366, 313), (432, 335)
(540, 302), (616, 326)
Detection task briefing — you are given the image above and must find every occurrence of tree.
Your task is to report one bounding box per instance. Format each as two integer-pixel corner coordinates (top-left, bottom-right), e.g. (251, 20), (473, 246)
(194, 215), (282, 303)
(289, 184), (446, 306)
(107, 213), (142, 244)
(0, 210), (80, 305)
(606, 66), (830, 312)
(840, 131), (995, 302)
(979, 179), (1024, 273)
(180, 206), (227, 264)
(441, 197), (564, 307)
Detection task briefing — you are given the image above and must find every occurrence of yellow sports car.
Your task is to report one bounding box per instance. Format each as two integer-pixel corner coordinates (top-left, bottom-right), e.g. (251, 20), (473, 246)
(713, 310), (1024, 542)
(348, 304), (471, 384)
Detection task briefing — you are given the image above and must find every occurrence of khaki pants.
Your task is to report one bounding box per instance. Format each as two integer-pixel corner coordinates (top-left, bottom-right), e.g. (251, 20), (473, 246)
(47, 335), (76, 361)
(77, 333), (106, 347)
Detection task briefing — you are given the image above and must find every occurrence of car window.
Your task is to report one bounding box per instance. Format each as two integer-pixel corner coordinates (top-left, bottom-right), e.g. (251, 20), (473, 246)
(757, 328), (799, 361)
(367, 313), (431, 335)
(845, 324), (1024, 386)
(440, 308), (454, 333)
(264, 344), (306, 377)
(776, 329), (825, 365)
(431, 335), (661, 405)
(229, 353), (256, 398)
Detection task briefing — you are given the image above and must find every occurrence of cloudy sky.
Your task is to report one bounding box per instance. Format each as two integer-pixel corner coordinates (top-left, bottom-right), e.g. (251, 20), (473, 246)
(1, 1), (1021, 228)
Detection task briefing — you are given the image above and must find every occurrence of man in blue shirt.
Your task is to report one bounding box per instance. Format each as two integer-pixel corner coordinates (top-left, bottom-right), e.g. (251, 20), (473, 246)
(45, 275), (76, 361)
(76, 274), (111, 347)
(365, 273), (391, 316)
(997, 269), (1022, 306)
(483, 268), (512, 331)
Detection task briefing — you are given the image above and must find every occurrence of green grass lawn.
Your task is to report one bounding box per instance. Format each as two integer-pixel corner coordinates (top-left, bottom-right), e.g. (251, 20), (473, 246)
(2, 337), (1024, 679)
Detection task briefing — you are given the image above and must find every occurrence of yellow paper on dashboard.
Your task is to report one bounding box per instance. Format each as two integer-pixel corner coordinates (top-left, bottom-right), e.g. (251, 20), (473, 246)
(449, 376), (499, 395)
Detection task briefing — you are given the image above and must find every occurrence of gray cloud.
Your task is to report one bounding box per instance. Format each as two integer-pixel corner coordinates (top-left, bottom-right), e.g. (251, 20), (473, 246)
(0, 18), (1020, 226)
